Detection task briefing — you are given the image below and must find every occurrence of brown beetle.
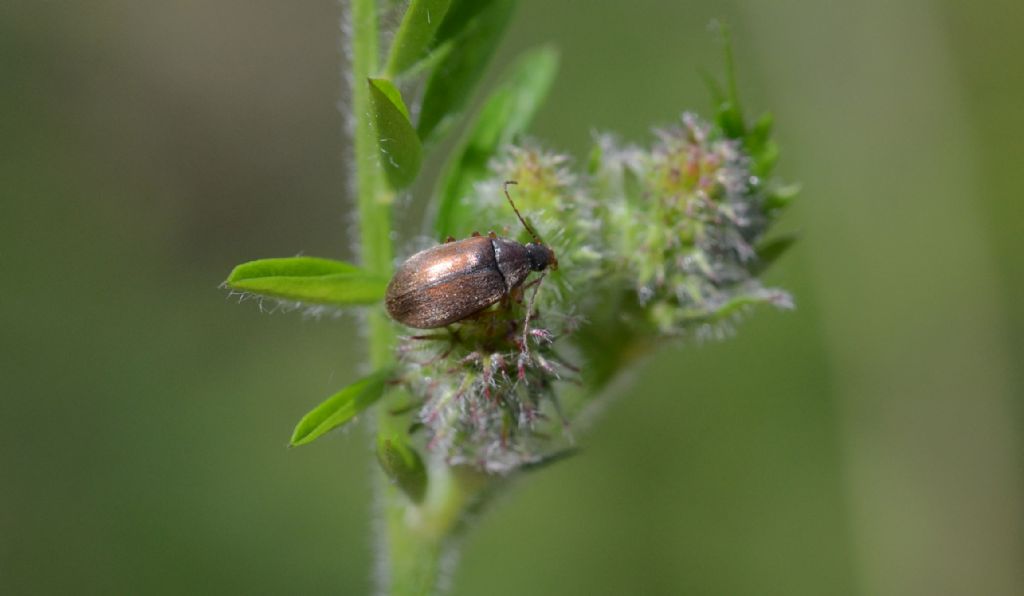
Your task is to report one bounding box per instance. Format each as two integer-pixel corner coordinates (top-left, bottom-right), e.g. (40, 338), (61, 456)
(385, 181), (557, 329)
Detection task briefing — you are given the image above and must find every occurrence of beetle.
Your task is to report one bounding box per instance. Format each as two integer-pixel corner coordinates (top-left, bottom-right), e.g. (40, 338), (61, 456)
(385, 181), (557, 329)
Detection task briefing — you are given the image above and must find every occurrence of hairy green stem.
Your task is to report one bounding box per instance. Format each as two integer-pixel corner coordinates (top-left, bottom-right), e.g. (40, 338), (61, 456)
(351, 0), (393, 371)
(349, 0), (467, 592)
(383, 464), (488, 594)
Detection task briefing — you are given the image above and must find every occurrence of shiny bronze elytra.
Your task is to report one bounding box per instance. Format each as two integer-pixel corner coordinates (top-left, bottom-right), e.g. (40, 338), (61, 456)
(385, 181), (557, 329)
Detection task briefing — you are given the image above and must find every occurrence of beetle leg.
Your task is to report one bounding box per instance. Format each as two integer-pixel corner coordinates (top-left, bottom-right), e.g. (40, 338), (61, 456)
(520, 272), (547, 360)
(397, 331), (458, 366)
(487, 230), (498, 239)
(471, 231), (481, 237)
(444, 235), (456, 243)
(521, 277), (543, 292)
(404, 333), (451, 341)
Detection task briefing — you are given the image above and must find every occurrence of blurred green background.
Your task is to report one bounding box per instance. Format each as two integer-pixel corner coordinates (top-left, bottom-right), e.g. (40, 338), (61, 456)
(3, 1), (1022, 594)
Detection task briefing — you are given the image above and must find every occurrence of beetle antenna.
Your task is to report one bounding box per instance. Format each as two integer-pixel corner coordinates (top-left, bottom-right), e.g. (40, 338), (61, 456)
(503, 180), (543, 245)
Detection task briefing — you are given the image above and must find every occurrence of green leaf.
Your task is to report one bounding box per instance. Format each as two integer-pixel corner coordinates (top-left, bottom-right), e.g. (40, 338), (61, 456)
(290, 369), (393, 446)
(368, 78), (423, 190)
(417, 0), (516, 143)
(433, 45), (559, 238)
(377, 433), (428, 503)
(225, 257), (387, 305)
(385, 0), (453, 77)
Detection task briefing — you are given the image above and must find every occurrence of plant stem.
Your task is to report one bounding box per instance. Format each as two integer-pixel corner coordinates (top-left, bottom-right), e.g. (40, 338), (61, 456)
(350, 0), (393, 370)
(349, 0), (461, 593)
(383, 464), (488, 594)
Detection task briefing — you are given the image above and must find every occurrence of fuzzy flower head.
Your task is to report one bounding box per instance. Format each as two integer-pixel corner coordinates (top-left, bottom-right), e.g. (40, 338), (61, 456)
(396, 288), (580, 474)
(392, 115), (793, 473)
(474, 144), (604, 305)
(395, 145), (590, 474)
(598, 113), (793, 336)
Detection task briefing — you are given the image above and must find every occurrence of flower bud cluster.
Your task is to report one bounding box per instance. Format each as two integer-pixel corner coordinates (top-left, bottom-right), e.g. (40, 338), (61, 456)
(397, 114), (793, 472)
(596, 113), (793, 336)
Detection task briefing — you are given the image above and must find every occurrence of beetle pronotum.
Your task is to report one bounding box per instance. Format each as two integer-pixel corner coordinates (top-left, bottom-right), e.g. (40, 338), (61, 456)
(385, 181), (557, 331)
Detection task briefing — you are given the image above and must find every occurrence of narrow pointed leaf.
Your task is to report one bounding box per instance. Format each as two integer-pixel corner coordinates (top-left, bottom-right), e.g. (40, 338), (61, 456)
(752, 234), (798, 276)
(763, 183), (801, 213)
(430, 0), (499, 50)
(711, 20), (747, 140)
(705, 288), (795, 321)
(586, 142), (603, 177)
(716, 100), (746, 140)
(377, 433), (428, 503)
(698, 67), (725, 107)
(225, 257), (387, 305)
(416, 0), (515, 143)
(385, 0), (452, 77)
(622, 164), (644, 207)
(368, 78), (422, 190)
(520, 447), (580, 472)
(433, 46), (559, 238)
(290, 369), (393, 446)
(747, 112), (774, 152)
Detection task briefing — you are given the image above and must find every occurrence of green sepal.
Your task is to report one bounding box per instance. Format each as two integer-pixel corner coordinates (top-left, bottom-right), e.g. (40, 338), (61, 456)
(763, 183), (801, 213)
(752, 234), (798, 276)
(712, 289), (793, 319)
(376, 433), (428, 503)
(744, 112), (778, 177)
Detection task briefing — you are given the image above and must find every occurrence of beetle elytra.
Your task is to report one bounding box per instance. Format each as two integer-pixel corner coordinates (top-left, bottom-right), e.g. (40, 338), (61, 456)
(385, 181), (556, 329)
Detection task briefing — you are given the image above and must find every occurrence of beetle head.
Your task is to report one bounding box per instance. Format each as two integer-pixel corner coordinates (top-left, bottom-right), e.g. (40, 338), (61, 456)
(526, 243), (558, 272)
